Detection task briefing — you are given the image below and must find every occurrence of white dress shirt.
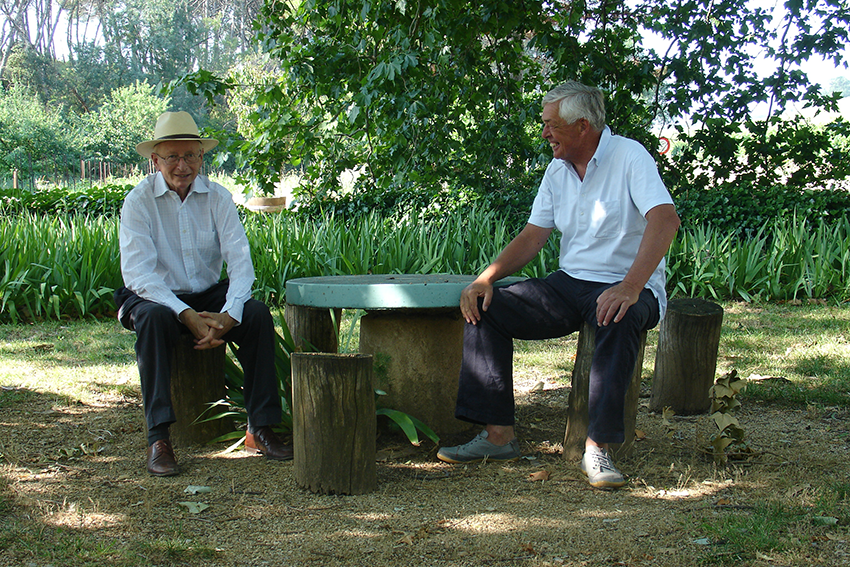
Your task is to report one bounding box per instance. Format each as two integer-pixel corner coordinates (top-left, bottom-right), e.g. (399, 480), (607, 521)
(528, 126), (674, 316)
(119, 172), (255, 323)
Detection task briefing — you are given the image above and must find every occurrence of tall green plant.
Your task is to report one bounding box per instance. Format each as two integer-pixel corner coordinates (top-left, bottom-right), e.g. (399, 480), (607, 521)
(204, 310), (439, 447)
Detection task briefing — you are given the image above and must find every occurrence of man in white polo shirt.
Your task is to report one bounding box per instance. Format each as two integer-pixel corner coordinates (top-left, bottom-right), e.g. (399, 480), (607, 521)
(437, 82), (681, 489)
(114, 111), (293, 477)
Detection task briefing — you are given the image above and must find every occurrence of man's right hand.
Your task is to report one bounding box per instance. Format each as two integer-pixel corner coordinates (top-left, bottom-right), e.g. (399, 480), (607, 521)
(460, 280), (494, 325)
(178, 308), (226, 350)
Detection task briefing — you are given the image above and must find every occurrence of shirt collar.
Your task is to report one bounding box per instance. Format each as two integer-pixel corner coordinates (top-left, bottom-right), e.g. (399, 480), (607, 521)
(153, 172), (209, 198)
(589, 126), (613, 167)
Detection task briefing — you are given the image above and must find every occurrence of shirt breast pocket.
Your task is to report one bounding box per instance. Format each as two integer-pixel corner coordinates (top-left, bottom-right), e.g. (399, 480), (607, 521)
(196, 229), (219, 254)
(589, 200), (622, 239)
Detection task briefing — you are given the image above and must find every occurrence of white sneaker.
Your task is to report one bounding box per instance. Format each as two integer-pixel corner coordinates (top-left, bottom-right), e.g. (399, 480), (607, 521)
(580, 445), (626, 489)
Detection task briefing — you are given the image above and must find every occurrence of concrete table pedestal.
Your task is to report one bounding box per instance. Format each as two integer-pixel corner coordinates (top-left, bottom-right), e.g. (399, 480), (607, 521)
(359, 308), (466, 435)
(285, 275), (520, 437)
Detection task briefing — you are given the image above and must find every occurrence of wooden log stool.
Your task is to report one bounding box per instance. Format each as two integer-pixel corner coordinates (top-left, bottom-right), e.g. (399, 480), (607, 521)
(168, 334), (232, 447)
(650, 298), (724, 415)
(291, 352), (377, 495)
(563, 322), (647, 461)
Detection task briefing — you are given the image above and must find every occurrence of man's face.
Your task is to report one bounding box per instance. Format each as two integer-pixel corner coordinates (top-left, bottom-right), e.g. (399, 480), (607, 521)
(541, 102), (585, 163)
(152, 140), (203, 194)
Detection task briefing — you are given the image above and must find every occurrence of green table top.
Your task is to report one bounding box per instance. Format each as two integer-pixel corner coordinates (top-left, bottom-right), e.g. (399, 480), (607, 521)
(285, 274), (522, 310)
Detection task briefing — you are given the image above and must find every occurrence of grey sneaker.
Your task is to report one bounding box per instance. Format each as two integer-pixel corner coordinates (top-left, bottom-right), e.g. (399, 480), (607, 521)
(437, 430), (521, 464)
(580, 445), (626, 489)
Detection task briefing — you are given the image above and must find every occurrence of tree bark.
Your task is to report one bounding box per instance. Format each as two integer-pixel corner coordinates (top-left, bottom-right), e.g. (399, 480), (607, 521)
(169, 335), (231, 447)
(650, 298), (724, 415)
(292, 353), (376, 495)
(563, 322), (646, 461)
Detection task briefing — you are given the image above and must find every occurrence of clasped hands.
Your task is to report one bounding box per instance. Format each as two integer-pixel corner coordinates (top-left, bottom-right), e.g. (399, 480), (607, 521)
(179, 309), (237, 350)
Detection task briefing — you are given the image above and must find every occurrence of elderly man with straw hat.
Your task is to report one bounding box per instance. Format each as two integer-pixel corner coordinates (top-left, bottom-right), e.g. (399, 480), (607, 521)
(113, 111), (292, 477)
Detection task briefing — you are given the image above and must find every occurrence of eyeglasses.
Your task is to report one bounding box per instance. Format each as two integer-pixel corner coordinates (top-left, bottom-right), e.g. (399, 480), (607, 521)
(153, 152), (202, 165)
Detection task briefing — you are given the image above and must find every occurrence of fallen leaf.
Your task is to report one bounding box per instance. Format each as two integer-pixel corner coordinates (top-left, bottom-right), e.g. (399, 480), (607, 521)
(692, 537), (711, 545)
(530, 381), (545, 391)
(786, 484), (811, 498)
(520, 542), (537, 554)
(812, 516), (838, 526)
(528, 470), (550, 482)
(746, 373), (791, 384)
(715, 498), (732, 506)
(634, 429), (647, 440)
(184, 485), (212, 494)
(177, 501), (209, 514)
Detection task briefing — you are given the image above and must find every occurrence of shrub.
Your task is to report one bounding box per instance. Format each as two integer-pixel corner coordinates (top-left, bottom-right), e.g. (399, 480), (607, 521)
(0, 183), (132, 216)
(673, 183), (850, 236)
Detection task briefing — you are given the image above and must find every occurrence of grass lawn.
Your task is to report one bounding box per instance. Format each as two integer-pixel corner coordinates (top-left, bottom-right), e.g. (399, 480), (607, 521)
(1, 301), (848, 566)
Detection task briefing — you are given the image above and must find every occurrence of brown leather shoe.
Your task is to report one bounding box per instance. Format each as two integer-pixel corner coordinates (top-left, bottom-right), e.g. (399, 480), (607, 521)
(245, 426), (294, 461)
(146, 439), (179, 476)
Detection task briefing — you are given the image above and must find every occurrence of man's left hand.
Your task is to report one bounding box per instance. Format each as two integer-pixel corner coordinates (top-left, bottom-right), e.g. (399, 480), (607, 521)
(195, 312), (237, 349)
(596, 282), (641, 327)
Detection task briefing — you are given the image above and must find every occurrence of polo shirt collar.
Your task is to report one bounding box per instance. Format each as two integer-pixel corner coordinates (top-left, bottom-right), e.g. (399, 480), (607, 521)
(589, 126), (613, 167)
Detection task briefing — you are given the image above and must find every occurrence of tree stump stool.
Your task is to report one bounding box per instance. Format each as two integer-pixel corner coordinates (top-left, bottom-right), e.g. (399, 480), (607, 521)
(650, 298), (724, 414)
(284, 304), (342, 353)
(291, 353), (377, 495)
(563, 322), (647, 461)
(169, 334), (231, 447)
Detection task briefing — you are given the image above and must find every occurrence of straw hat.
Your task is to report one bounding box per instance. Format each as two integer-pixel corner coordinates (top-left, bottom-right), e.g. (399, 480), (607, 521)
(135, 111), (219, 158)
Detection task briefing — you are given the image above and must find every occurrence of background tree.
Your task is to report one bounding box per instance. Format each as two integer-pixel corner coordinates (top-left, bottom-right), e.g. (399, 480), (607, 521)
(80, 81), (169, 165)
(0, 84), (80, 178)
(180, 0), (849, 214)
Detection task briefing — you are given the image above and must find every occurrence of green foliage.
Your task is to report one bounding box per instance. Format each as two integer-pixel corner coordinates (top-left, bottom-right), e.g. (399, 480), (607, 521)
(376, 405), (440, 446)
(0, 214), (122, 322)
(80, 82), (170, 165)
(666, 215), (850, 302)
(1, 208), (849, 323)
(0, 85), (81, 177)
(674, 183), (850, 235)
(177, 0), (850, 211)
(0, 183), (133, 216)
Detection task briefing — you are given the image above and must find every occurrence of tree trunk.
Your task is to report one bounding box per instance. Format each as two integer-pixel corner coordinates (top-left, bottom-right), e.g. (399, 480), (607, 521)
(563, 322), (646, 461)
(650, 298), (724, 415)
(284, 304), (342, 353)
(169, 335), (231, 447)
(292, 353), (376, 495)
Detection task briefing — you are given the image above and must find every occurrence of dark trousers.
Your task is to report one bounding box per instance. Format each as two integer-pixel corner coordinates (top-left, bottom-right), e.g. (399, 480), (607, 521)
(114, 281), (282, 434)
(455, 271), (660, 444)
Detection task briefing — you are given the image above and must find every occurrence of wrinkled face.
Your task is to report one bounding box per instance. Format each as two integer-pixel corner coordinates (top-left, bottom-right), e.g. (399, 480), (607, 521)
(152, 140), (203, 194)
(541, 102), (585, 163)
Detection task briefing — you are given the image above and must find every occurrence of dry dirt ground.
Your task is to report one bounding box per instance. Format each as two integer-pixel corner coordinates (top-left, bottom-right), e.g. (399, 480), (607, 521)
(2, 365), (850, 566)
